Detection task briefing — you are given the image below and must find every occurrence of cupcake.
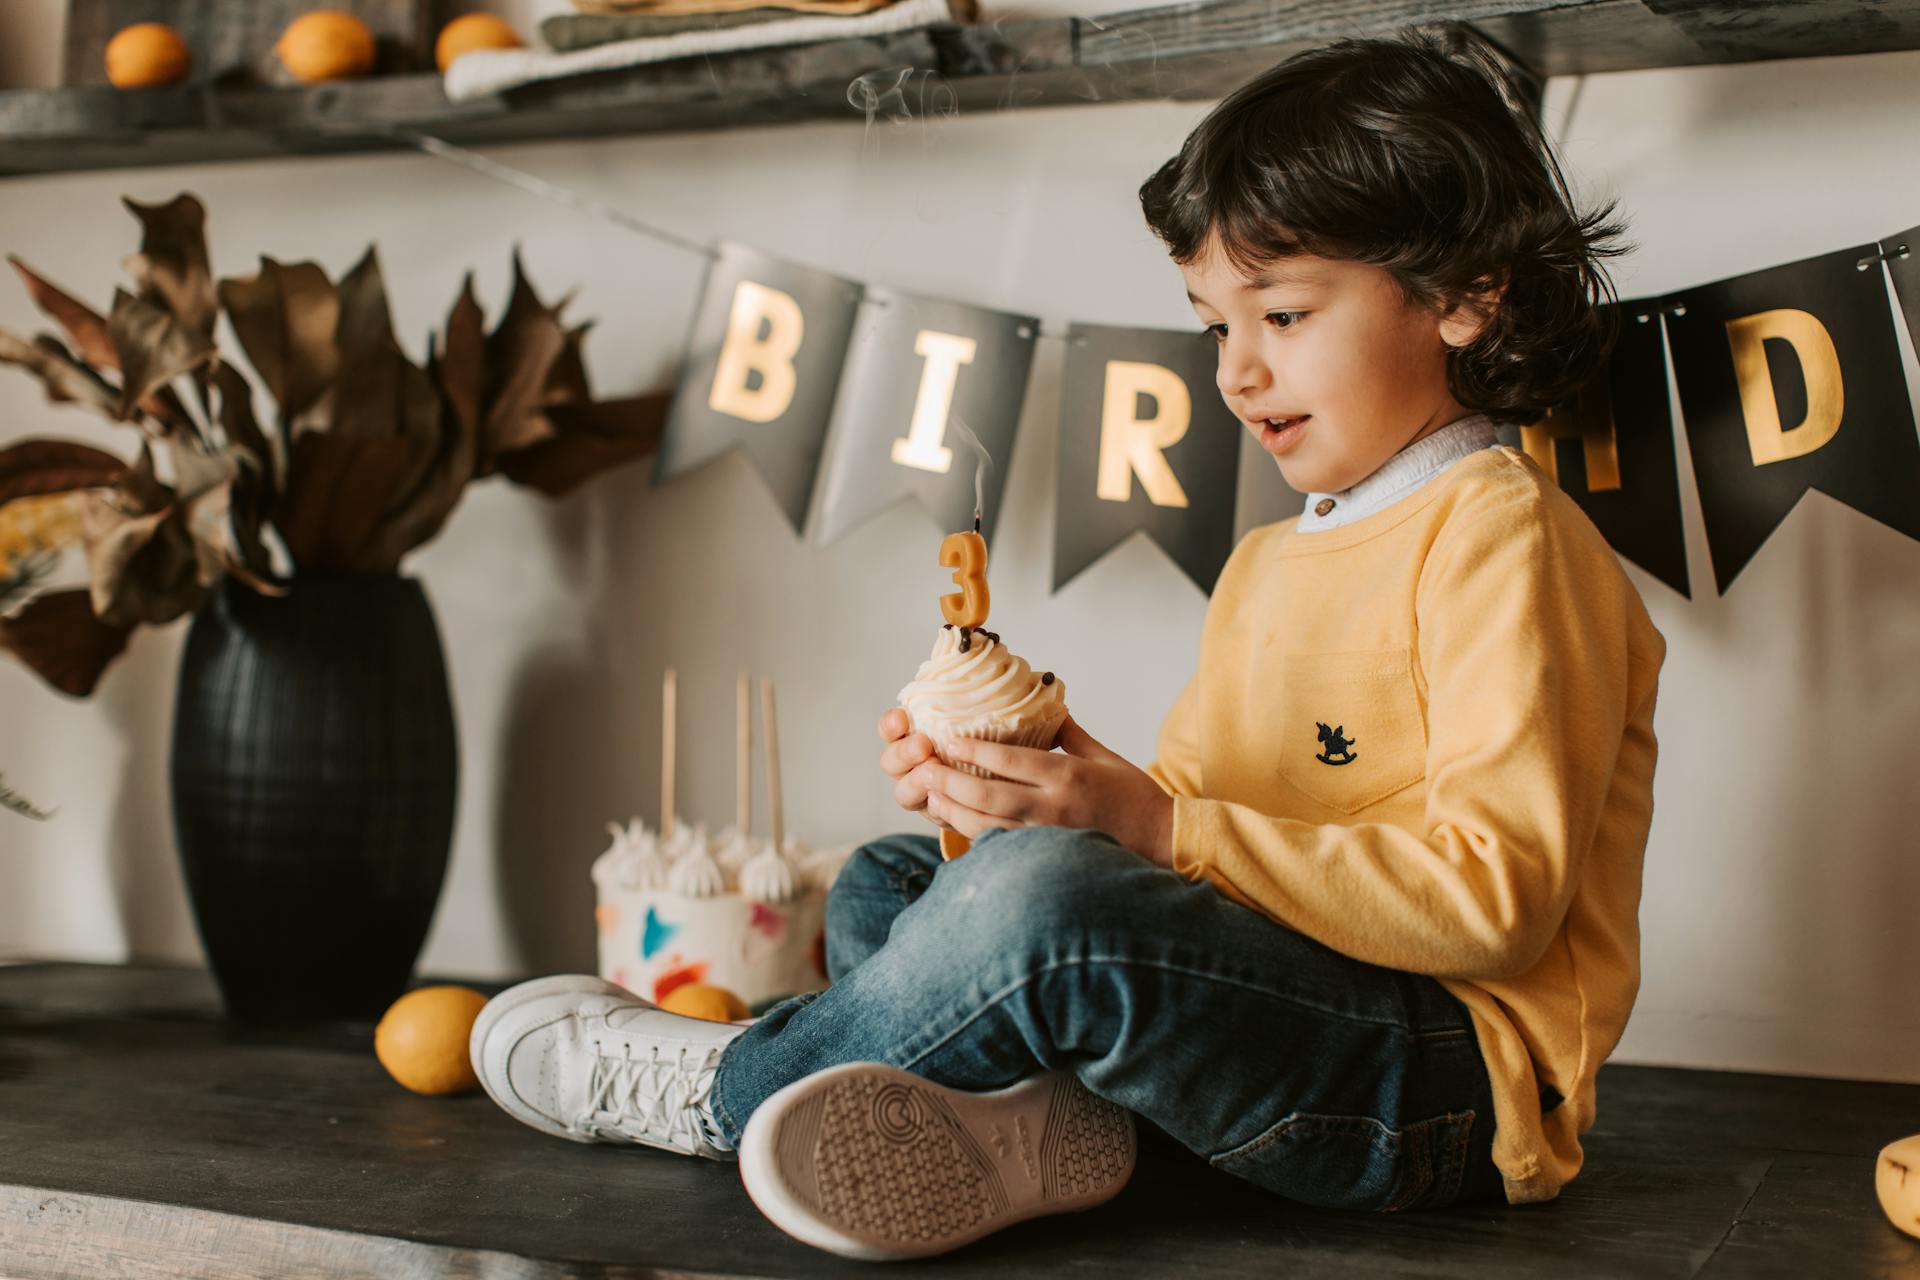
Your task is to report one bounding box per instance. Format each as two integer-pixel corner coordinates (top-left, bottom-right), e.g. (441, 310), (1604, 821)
(897, 624), (1068, 780)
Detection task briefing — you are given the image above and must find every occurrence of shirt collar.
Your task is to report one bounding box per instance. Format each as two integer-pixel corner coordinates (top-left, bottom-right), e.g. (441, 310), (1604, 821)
(1294, 413), (1503, 533)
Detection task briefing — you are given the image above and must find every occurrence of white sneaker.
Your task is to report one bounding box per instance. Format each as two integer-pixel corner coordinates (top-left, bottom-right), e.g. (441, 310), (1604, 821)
(739, 1062), (1137, 1261)
(470, 973), (745, 1160)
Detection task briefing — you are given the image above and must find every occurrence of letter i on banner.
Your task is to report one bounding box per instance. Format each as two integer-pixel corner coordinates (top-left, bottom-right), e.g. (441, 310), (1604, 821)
(653, 240), (864, 533)
(1052, 322), (1240, 593)
(811, 285), (1037, 545)
(1516, 302), (1691, 598)
(1664, 243), (1920, 594)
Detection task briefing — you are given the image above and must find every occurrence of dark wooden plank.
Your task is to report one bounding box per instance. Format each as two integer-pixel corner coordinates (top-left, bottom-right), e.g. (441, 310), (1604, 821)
(7, 0), (1920, 179)
(6, 962), (1909, 1277)
(1583, 1064), (1920, 1160)
(1696, 1151), (1920, 1279)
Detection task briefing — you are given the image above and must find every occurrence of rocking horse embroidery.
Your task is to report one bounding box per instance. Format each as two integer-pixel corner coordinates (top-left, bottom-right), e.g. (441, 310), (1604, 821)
(1315, 722), (1359, 766)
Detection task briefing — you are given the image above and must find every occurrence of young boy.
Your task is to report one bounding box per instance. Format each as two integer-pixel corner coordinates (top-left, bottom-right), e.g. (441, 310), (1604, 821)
(471, 29), (1666, 1261)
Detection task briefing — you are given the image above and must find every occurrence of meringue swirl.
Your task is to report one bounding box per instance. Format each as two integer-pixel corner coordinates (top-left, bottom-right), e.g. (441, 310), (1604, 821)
(897, 626), (1066, 757)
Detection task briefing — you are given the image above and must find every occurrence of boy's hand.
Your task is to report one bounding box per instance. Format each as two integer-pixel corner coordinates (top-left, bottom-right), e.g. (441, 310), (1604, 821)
(911, 714), (1175, 868)
(877, 707), (942, 822)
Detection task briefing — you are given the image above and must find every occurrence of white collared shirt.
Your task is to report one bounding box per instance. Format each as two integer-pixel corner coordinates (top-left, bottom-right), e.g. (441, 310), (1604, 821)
(1293, 413), (1504, 533)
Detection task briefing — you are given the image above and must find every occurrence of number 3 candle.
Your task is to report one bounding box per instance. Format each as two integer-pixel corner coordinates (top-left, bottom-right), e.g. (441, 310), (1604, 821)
(934, 513), (988, 860)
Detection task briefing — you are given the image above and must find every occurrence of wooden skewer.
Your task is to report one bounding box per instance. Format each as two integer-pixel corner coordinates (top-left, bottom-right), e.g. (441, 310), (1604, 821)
(736, 670), (752, 835)
(760, 678), (784, 851)
(661, 667), (677, 839)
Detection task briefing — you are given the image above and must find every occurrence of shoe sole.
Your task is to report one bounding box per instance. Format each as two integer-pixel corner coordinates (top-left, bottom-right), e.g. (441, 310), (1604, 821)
(739, 1063), (1136, 1261)
(470, 974), (635, 1142)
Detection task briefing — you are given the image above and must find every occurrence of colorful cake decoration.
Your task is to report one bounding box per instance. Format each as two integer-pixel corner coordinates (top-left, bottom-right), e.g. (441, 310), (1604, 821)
(590, 665), (852, 1009)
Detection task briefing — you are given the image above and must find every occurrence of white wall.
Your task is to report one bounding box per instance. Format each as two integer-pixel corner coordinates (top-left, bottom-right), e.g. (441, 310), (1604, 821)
(3, 3), (1918, 1085)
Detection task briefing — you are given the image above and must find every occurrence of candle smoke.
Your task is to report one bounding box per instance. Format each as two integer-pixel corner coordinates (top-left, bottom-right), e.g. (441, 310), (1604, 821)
(951, 415), (993, 520)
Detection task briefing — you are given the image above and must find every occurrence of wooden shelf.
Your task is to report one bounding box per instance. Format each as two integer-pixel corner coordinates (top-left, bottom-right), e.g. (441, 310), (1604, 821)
(5, 0), (1920, 178)
(3, 961), (1917, 1277)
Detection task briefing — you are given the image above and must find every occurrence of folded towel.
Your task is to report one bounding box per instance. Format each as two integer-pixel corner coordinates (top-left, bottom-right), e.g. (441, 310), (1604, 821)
(543, 11), (839, 51)
(573, 0), (895, 15)
(445, 0), (972, 102)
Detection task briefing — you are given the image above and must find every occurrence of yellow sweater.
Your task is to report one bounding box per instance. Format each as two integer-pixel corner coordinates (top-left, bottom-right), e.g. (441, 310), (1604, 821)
(1148, 444), (1665, 1205)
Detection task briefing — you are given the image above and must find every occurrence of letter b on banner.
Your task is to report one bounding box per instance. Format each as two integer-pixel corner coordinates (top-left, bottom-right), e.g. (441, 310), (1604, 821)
(1054, 323), (1239, 593)
(655, 240), (863, 532)
(708, 280), (805, 424)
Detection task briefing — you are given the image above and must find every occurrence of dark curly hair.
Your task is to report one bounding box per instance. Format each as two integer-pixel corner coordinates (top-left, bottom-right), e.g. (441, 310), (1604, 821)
(1137, 27), (1631, 425)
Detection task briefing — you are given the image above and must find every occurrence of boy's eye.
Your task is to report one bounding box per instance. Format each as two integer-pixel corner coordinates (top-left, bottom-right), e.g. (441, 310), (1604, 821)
(1201, 312), (1307, 342)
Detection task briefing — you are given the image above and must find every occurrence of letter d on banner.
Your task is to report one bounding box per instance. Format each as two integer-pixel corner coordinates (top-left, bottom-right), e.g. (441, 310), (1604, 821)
(1665, 243), (1920, 594)
(655, 241), (862, 533)
(1054, 323), (1239, 593)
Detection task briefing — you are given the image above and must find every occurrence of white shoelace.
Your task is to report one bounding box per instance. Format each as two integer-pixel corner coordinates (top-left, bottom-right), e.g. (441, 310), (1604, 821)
(580, 1039), (729, 1153)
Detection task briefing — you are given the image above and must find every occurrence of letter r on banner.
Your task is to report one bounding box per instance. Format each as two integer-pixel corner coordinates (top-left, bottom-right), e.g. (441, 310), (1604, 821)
(1096, 360), (1190, 507)
(890, 330), (979, 474)
(709, 280), (804, 423)
(1724, 308), (1844, 465)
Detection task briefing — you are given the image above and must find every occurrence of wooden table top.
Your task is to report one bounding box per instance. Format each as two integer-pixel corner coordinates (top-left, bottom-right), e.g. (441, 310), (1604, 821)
(2, 961), (1917, 1278)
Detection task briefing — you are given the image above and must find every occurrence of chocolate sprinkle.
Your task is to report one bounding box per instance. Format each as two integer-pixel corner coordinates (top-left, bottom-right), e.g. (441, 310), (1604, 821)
(1041, 672), (1055, 685)
(959, 628), (972, 653)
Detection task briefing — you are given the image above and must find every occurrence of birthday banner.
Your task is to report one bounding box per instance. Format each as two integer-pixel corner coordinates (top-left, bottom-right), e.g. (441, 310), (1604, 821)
(655, 229), (1920, 600)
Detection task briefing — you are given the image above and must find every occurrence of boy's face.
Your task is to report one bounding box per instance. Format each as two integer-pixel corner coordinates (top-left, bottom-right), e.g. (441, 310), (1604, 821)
(1180, 239), (1493, 495)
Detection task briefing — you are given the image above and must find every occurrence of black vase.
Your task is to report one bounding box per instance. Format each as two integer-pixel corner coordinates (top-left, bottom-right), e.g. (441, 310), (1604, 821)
(169, 574), (459, 1022)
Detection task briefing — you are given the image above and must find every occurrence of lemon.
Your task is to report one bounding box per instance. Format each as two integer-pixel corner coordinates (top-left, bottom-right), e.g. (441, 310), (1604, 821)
(435, 14), (524, 71)
(658, 983), (751, 1023)
(105, 23), (192, 89)
(374, 985), (489, 1096)
(276, 11), (377, 83)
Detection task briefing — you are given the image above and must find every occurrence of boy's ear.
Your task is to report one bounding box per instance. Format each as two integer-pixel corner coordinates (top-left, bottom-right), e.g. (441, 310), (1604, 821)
(1439, 274), (1506, 348)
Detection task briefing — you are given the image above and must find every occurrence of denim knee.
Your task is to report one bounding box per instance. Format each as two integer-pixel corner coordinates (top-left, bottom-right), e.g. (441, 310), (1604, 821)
(923, 826), (1133, 955)
(827, 835), (936, 909)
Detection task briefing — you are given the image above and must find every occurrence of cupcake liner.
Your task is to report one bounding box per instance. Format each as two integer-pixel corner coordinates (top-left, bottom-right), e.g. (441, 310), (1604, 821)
(926, 709), (1067, 780)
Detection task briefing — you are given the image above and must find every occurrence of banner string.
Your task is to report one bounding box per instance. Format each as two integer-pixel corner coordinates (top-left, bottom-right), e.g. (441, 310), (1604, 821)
(386, 126), (1084, 344)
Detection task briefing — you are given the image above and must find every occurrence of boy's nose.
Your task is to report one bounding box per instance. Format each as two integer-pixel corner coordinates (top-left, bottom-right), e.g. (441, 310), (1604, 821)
(1217, 343), (1270, 401)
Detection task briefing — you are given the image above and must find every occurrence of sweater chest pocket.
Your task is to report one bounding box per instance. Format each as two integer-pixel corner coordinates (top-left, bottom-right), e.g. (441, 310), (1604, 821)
(1276, 648), (1428, 815)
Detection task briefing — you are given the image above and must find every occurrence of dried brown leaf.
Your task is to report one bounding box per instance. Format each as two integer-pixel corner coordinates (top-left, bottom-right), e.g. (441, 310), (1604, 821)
(543, 320), (595, 409)
(121, 193), (217, 341)
(8, 256), (116, 369)
(276, 432), (414, 572)
(330, 246), (402, 438)
(495, 392), (671, 497)
(0, 588), (133, 698)
(218, 256), (339, 428)
(80, 495), (204, 628)
(0, 439), (128, 506)
(107, 288), (216, 425)
(212, 361), (276, 497)
(6, 263), (202, 435)
(0, 328), (121, 421)
(480, 249), (569, 466)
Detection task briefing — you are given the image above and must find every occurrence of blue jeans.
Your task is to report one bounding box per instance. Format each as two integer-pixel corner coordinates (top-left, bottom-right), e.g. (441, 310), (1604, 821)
(710, 826), (1509, 1212)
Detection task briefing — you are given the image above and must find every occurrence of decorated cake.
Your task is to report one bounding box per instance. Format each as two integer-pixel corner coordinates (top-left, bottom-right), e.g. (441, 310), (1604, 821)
(593, 818), (852, 1012)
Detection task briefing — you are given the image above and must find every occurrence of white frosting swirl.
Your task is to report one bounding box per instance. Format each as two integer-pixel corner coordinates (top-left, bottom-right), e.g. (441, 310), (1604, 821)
(667, 841), (727, 897)
(739, 838), (801, 902)
(591, 817), (670, 890)
(710, 825), (758, 871)
(897, 627), (1066, 740)
(659, 820), (709, 862)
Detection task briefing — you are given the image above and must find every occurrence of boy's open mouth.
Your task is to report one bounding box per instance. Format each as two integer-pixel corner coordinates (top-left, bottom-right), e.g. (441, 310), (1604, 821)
(1258, 415), (1311, 449)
